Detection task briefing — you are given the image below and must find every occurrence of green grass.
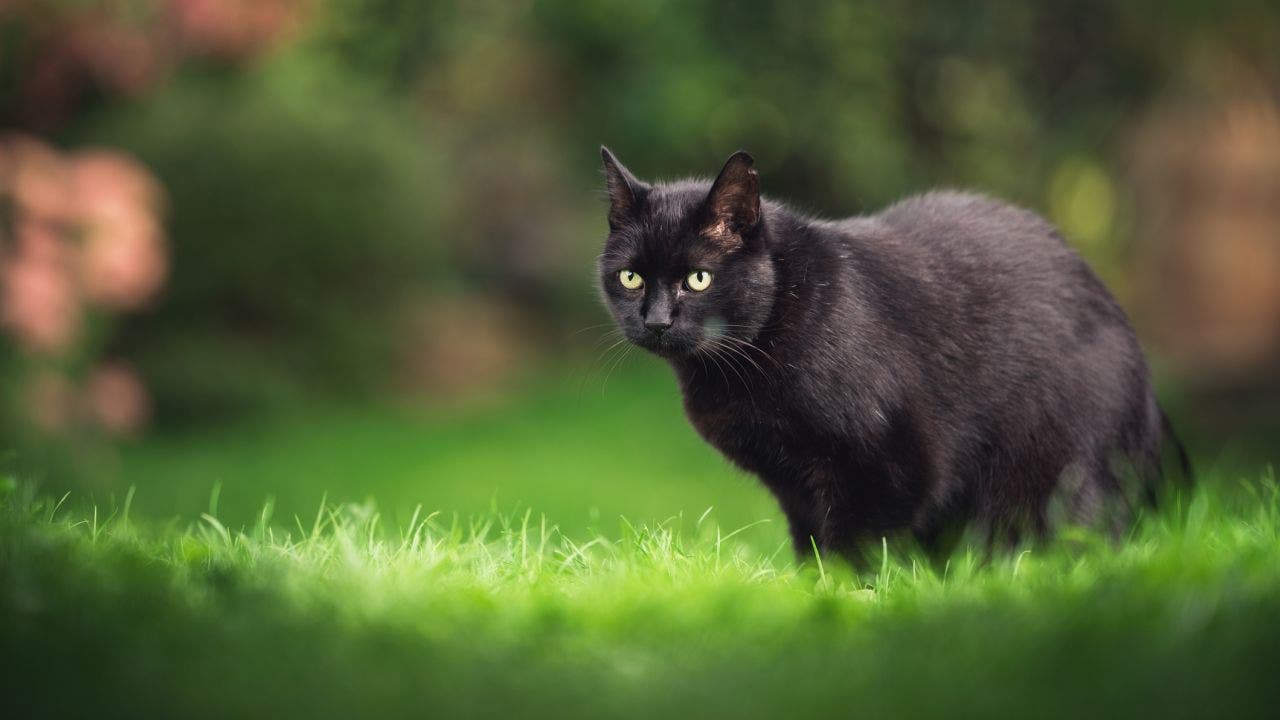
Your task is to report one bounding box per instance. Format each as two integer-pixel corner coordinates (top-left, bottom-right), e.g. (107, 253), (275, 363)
(6, 363), (1280, 717)
(88, 360), (783, 540)
(3, 470), (1280, 719)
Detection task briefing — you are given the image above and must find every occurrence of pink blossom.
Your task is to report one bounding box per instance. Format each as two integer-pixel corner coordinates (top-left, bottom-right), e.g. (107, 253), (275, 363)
(71, 150), (168, 308)
(5, 135), (72, 222)
(13, 217), (69, 264)
(65, 19), (168, 98)
(1, 137), (168, 351)
(85, 362), (152, 436)
(78, 217), (167, 309)
(0, 253), (80, 353)
(0, 136), (81, 353)
(72, 149), (163, 215)
(166, 0), (307, 60)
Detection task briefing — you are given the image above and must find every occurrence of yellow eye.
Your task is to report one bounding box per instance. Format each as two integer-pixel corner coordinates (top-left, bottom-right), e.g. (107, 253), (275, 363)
(686, 270), (712, 292)
(618, 270), (644, 290)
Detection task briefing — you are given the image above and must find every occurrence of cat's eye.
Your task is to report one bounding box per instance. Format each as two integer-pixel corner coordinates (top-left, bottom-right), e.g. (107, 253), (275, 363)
(685, 270), (712, 292)
(618, 269), (644, 290)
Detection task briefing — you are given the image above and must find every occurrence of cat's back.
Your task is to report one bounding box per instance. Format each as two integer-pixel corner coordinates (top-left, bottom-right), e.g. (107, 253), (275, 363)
(819, 188), (1142, 408)
(843, 190), (1115, 319)
(870, 190), (1072, 270)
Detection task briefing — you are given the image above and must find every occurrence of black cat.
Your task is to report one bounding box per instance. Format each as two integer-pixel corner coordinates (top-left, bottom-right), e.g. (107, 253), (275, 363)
(597, 147), (1189, 561)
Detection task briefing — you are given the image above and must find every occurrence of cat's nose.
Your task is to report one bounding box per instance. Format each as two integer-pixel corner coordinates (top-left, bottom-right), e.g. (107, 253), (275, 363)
(645, 319), (673, 336)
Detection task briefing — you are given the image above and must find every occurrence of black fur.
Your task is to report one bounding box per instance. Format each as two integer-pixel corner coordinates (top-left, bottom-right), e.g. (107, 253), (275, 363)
(597, 147), (1188, 560)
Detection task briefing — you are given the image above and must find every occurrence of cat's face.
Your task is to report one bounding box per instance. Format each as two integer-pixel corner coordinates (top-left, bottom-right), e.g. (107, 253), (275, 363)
(598, 148), (777, 360)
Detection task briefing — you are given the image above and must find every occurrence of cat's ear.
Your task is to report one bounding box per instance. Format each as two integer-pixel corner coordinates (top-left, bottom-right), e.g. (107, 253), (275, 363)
(703, 150), (761, 244)
(601, 146), (648, 229)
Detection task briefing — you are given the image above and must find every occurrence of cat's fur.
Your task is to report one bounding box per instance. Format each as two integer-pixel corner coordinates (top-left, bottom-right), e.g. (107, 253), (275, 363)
(597, 147), (1189, 560)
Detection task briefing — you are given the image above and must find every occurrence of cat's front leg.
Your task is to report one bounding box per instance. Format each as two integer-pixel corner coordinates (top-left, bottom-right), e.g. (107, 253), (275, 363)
(761, 477), (824, 558)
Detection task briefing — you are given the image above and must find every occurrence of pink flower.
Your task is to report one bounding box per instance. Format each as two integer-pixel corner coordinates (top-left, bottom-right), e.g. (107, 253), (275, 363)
(0, 249), (80, 353)
(70, 25), (167, 98)
(84, 362), (152, 436)
(2, 135), (166, 440)
(72, 149), (163, 215)
(77, 218), (167, 310)
(13, 216), (68, 264)
(166, 0), (307, 60)
(1, 137), (168, 351)
(0, 136), (78, 353)
(71, 150), (168, 309)
(5, 135), (72, 223)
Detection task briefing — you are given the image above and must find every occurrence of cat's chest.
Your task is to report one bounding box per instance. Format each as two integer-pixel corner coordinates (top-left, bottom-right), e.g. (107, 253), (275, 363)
(678, 379), (802, 474)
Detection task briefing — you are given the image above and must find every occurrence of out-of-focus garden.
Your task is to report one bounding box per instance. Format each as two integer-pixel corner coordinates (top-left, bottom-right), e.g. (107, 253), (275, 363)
(6, 4), (1280, 718)
(2, 0), (1279, 532)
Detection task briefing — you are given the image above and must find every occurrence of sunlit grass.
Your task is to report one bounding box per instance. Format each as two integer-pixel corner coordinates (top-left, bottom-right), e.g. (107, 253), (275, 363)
(3, 469), (1279, 718)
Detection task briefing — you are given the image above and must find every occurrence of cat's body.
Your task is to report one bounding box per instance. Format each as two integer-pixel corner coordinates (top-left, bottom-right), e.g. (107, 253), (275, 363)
(598, 148), (1186, 559)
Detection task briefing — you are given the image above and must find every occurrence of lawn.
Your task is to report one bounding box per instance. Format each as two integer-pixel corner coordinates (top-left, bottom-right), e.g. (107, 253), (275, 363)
(3, 363), (1280, 718)
(91, 359), (785, 542)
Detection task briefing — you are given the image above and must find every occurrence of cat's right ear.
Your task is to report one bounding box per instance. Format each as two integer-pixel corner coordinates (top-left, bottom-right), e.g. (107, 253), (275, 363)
(702, 150), (761, 246)
(601, 146), (648, 229)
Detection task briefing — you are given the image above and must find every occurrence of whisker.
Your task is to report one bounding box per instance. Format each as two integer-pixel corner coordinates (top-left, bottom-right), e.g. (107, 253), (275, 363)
(720, 341), (768, 378)
(601, 345), (634, 396)
(704, 345), (734, 399)
(594, 337), (631, 372)
(576, 336), (631, 396)
(571, 322), (621, 337)
(717, 334), (782, 372)
(589, 329), (625, 351)
(705, 340), (757, 413)
(713, 340), (754, 385)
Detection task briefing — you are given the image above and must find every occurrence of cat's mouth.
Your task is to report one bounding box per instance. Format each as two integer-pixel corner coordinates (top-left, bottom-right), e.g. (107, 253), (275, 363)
(631, 330), (696, 358)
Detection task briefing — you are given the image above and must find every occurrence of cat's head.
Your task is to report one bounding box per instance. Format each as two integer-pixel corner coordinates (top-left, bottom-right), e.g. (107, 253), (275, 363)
(597, 147), (778, 361)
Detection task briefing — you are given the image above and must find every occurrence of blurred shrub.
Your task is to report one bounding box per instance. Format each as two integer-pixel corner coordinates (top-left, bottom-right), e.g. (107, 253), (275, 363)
(0, 0), (310, 132)
(79, 58), (447, 422)
(0, 135), (168, 477)
(5, 0), (1279, 438)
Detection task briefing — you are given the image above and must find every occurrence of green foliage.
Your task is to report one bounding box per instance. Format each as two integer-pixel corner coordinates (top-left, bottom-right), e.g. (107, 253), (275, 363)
(79, 56), (448, 421)
(16, 0), (1275, 425)
(313, 0), (1272, 212)
(2, 471), (1279, 718)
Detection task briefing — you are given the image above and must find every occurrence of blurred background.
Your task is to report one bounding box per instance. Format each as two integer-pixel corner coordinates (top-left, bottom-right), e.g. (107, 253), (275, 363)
(1, 0), (1278, 536)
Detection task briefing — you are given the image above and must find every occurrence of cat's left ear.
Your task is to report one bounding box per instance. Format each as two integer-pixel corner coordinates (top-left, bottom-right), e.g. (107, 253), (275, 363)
(703, 150), (761, 244)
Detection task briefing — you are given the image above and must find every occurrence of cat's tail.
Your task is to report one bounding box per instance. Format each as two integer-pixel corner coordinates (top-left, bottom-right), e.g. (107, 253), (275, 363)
(1159, 407), (1194, 485)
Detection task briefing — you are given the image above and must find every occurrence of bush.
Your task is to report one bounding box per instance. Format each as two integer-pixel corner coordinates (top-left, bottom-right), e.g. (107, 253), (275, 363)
(80, 57), (448, 422)
(0, 135), (169, 483)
